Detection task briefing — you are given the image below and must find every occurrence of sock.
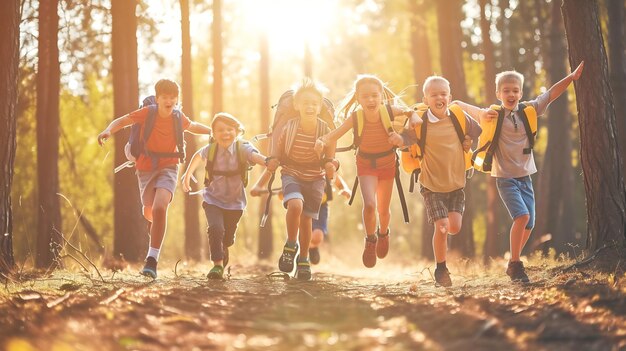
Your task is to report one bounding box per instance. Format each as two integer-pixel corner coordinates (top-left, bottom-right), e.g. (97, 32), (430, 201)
(298, 256), (310, 263)
(366, 234), (377, 242)
(285, 240), (297, 249)
(147, 247), (160, 261)
(436, 261), (447, 270)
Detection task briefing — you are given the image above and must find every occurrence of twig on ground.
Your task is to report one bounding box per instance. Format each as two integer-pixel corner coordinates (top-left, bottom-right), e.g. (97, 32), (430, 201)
(174, 259), (181, 278)
(56, 229), (105, 283)
(562, 243), (617, 272)
(100, 288), (125, 305)
(46, 292), (71, 308)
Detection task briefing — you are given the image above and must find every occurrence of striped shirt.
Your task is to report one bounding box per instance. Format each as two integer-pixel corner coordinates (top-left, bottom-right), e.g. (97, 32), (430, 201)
(356, 115), (396, 170)
(280, 126), (324, 181)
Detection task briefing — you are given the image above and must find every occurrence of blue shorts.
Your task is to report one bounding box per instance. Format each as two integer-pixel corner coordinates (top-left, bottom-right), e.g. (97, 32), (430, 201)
(281, 174), (325, 220)
(312, 202), (329, 236)
(496, 176), (535, 229)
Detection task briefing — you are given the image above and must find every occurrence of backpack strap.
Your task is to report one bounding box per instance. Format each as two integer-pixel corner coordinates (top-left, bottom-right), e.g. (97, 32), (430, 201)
(172, 109), (186, 163)
(448, 104), (467, 144)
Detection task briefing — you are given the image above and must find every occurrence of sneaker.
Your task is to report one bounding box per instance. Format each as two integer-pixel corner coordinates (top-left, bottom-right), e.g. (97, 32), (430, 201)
(141, 257), (158, 279)
(295, 260), (312, 281)
(362, 237), (377, 268)
(376, 229), (390, 259)
(309, 247), (321, 265)
(207, 265), (224, 280)
(278, 243), (299, 273)
(506, 261), (530, 283)
(223, 247), (229, 268)
(434, 267), (452, 287)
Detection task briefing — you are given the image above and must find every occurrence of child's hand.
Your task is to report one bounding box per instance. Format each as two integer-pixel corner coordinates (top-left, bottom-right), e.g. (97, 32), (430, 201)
(265, 157), (280, 172)
(388, 132), (404, 147)
(478, 108), (498, 122)
(314, 138), (325, 157)
(97, 129), (111, 146)
(571, 61), (584, 81)
(462, 135), (472, 152)
(408, 112), (422, 129)
(325, 162), (336, 180)
(339, 188), (352, 199)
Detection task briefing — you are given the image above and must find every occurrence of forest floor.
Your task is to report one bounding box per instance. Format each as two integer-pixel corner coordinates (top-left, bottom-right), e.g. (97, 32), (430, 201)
(1, 253), (626, 351)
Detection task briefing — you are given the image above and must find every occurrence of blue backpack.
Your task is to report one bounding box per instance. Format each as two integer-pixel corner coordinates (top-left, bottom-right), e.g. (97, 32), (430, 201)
(124, 96), (186, 169)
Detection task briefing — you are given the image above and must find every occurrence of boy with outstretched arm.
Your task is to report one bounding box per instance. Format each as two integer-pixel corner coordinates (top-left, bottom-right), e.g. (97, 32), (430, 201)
(389, 76), (480, 287)
(269, 78), (338, 280)
(97, 79), (211, 278)
(454, 62), (584, 283)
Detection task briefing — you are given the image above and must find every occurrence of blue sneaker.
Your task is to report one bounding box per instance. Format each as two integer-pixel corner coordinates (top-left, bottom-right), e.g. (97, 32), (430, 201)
(278, 243), (298, 273)
(141, 257), (157, 279)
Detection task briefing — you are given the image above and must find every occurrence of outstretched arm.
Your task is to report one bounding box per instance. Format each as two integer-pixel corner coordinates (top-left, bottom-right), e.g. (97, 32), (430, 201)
(181, 148), (204, 192)
(186, 121), (212, 135)
(391, 105), (422, 129)
(547, 61), (584, 104)
(97, 115), (134, 146)
(452, 100), (498, 123)
(314, 115), (354, 155)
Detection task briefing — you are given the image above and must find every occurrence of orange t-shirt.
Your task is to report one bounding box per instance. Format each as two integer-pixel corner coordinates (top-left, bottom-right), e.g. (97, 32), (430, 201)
(129, 107), (192, 171)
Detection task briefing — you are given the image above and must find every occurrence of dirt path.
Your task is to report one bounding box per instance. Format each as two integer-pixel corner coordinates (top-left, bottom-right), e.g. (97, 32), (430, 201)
(1, 262), (626, 350)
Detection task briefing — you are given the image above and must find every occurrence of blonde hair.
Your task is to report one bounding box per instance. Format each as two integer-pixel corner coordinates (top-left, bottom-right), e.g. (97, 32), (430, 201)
(422, 76), (450, 95)
(495, 71), (524, 91)
(293, 77), (328, 102)
(211, 112), (245, 137)
(336, 74), (401, 122)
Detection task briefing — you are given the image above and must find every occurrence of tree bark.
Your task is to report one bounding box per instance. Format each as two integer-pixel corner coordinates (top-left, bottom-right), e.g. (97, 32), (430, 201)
(111, 0), (146, 262)
(535, 0), (576, 253)
(36, 0), (63, 268)
(479, 0), (500, 260)
(606, 0), (626, 183)
(562, 0), (626, 253)
(258, 32), (273, 260)
(180, 0), (202, 261)
(408, 0), (432, 103)
(436, 0), (474, 257)
(212, 0), (223, 114)
(0, 0), (19, 274)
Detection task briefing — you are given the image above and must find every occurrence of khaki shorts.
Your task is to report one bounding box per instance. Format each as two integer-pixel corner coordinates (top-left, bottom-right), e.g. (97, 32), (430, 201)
(136, 166), (178, 206)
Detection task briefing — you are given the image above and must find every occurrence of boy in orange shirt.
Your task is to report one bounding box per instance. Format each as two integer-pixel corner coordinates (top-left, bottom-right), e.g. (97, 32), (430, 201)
(97, 79), (211, 278)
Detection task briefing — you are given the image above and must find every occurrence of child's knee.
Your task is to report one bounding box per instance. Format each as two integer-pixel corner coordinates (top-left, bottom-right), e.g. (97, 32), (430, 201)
(363, 202), (376, 215)
(434, 220), (449, 235)
(207, 225), (225, 238)
(448, 222), (462, 235)
(287, 199), (304, 213)
(151, 203), (169, 219)
(311, 230), (324, 245)
(514, 214), (530, 226)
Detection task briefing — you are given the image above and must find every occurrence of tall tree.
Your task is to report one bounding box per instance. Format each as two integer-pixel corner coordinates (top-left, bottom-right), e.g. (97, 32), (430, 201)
(36, 0), (62, 268)
(562, 0), (626, 254)
(180, 0), (202, 261)
(0, 0), (20, 274)
(534, 0), (575, 253)
(212, 0), (223, 114)
(407, 0), (434, 259)
(111, 0), (145, 261)
(258, 32), (273, 259)
(606, 0), (626, 181)
(436, 0), (474, 257)
(479, 0), (500, 260)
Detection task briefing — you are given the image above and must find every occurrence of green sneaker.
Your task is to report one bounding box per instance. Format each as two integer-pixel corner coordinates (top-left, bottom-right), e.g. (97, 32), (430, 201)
(207, 265), (224, 280)
(295, 259), (312, 281)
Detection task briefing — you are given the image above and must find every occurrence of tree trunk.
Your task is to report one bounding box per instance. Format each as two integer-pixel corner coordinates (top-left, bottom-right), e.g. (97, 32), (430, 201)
(36, 0), (63, 268)
(479, 0), (500, 261)
(212, 0), (223, 114)
(407, 0), (435, 259)
(111, 0), (146, 262)
(562, 0), (626, 253)
(304, 41), (313, 78)
(436, 0), (474, 257)
(408, 0), (432, 103)
(607, 0), (626, 183)
(535, 0), (576, 253)
(258, 32), (273, 260)
(0, 0), (19, 274)
(180, 0), (202, 261)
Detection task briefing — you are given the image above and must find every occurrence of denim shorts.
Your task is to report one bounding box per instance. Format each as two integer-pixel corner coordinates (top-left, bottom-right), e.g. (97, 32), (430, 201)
(312, 202), (329, 236)
(496, 175), (535, 229)
(281, 174), (326, 220)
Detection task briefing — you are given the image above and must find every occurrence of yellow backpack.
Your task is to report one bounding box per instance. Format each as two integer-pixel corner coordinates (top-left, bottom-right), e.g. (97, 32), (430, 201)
(472, 103), (537, 173)
(400, 103), (473, 192)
